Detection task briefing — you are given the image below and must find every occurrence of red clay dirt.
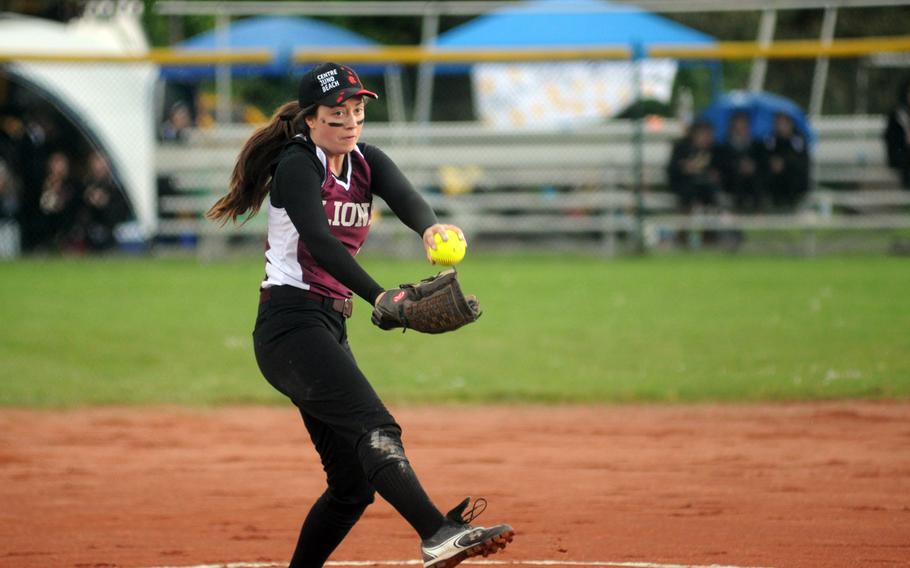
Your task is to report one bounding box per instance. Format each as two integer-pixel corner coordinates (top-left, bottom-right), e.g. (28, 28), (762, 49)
(1, 402), (908, 568)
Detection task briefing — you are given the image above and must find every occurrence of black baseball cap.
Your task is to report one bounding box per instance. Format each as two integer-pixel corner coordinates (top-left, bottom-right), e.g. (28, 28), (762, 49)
(298, 63), (378, 108)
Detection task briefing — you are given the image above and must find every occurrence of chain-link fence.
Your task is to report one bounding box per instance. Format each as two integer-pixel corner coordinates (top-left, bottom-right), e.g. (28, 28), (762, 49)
(4, 60), (909, 260)
(3, 2), (910, 259)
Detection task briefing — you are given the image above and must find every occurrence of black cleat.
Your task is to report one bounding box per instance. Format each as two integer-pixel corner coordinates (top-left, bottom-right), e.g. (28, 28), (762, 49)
(420, 497), (514, 568)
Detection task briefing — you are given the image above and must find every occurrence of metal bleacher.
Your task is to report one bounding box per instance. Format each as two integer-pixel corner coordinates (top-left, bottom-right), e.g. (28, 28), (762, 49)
(155, 115), (910, 254)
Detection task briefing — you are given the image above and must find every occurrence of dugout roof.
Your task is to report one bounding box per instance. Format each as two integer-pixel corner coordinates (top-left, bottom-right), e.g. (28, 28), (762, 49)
(0, 12), (157, 238)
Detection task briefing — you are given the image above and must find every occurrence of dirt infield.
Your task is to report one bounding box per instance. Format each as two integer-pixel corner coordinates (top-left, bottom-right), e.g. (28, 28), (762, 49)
(1, 402), (908, 568)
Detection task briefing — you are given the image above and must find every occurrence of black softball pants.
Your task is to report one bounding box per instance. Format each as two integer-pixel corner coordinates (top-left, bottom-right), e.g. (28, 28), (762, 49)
(252, 289), (444, 567)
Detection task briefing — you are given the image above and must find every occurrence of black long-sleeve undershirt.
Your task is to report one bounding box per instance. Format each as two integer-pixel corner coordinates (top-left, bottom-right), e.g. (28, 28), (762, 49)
(361, 145), (438, 235)
(269, 142), (437, 304)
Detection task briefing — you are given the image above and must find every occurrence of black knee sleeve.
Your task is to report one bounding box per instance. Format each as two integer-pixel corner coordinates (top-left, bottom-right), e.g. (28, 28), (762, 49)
(326, 483), (375, 510)
(357, 426), (409, 480)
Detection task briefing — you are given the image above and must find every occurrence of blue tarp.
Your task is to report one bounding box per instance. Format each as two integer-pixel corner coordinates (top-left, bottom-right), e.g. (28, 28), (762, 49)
(699, 90), (816, 146)
(434, 0), (715, 72)
(160, 16), (384, 81)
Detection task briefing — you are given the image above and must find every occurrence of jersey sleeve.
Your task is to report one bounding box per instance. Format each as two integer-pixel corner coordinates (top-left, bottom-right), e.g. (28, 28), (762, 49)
(272, 150), (385, 304)
(361, 144), (438, 235)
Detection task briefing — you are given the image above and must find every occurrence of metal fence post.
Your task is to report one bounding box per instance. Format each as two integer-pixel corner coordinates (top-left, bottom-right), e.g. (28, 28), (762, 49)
(809, 6), (839, 118)
(632, 40), (647, 254)
(414, 6), (439, 124)
(748, 8), (777, 92)
(214, 10), (232, 125)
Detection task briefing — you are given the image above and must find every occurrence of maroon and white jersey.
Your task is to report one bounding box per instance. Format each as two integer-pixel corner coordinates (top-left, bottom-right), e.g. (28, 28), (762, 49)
(262, 137), (372, 300)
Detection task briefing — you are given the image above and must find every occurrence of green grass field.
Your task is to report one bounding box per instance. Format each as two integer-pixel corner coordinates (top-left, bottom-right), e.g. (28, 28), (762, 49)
(1, 255), (908, 407)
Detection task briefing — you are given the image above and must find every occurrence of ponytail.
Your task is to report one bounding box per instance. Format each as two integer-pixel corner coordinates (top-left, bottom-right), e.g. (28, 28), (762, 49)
(206, 100), (315, 225)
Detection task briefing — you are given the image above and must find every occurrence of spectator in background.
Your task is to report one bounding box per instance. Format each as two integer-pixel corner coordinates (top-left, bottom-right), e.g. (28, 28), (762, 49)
(0, 158), (21, 258)
(75, 151), (129, 251)
(0, 158), (19, 220)
(2, 114), (49, 250)
(0, 117), (16, 169)
(716, 112), (766, 213)
(35, 151), (80, 251)
(764, 113), (810, 210)
(884, 78), (910, 189)
(159, 101), (193, 142)
(667, 120), (722, 212)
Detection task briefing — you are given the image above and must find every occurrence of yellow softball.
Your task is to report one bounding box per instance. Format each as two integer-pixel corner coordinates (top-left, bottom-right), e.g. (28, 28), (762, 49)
(429, 229), (466, 266)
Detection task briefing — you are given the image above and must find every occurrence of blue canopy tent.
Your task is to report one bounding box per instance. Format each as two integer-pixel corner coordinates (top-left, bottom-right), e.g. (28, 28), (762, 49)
(159, 16), (384, 81)
(157, 16), (404, 123)
(699, 90), (816, 146)
(434, 0), (715, 57)
(422, 0), (718, 124)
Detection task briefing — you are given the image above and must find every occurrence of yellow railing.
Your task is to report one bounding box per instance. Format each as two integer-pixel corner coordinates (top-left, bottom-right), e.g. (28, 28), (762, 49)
(292, 36), (910, 63)
(0, 49), (271, 65)
(651, 36), (910, 60)
(1, 36), (909, 65)
(293, 46), (633, 64)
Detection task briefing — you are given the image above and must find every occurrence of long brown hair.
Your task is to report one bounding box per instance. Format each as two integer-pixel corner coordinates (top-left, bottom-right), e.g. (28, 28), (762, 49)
(206, 100), (315, 225)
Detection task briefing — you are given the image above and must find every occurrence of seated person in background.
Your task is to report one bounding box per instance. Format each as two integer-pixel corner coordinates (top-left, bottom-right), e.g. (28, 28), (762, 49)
(763, 113), (810, 210)
(716, 112), (765, 213)
(76, 151), (129, 251)
(159, 101), (193, 142)
(0, 159), (19, 221)
(667, 120), (722, 212)
(36, 151), (81, 251)
(884, 78), (910, 189)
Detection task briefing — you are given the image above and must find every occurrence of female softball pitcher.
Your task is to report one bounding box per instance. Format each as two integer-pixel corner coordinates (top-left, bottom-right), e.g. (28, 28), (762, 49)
(205, 63), (513, 568)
